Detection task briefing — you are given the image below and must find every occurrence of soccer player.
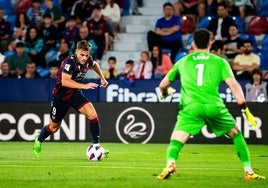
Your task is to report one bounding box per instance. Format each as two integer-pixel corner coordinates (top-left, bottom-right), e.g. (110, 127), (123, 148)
(157, 29), (265, 180)
(33, 40), (109, 158)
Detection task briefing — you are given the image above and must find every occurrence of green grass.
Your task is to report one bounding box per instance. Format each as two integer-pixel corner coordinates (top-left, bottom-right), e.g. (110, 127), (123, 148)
(0, 142), (267, 188)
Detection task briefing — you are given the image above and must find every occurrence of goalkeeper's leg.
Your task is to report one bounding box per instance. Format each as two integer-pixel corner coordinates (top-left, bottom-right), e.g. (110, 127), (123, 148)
(229, 128), (265, 180)
(157, 131), (190, 180)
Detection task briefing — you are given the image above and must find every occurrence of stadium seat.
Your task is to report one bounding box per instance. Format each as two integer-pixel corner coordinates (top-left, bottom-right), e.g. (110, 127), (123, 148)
(257, 0), (268, 17)
(198, 16), (213, 29)
(247, 16), (268, 35)
(0, 0), (14, 15)
(180, 15), (195, 34)
(232, 16), (244, 33)
(261, 34), (268, 51)
(260, 35), (268, 70)
(174, 51), (187, 63)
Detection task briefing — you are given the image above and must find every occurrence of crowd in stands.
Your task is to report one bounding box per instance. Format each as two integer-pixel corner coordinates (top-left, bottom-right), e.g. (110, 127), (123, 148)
(0, 0), (268, 101)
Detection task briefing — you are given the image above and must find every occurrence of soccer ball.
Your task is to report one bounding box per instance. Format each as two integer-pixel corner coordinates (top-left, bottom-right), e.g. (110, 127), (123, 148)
(86, 144), (105, 161)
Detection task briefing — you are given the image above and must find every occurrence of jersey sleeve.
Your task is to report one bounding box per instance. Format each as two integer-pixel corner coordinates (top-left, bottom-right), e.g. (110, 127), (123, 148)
(221, 59), (234, 81)
(62, 59), (74, 75)
(166, 62), (180, 82)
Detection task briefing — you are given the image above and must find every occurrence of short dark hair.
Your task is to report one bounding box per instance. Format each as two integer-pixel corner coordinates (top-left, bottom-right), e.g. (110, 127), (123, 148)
(252, 68), (262, 77)
(217, 2), (227, 9)
(43, 13), (52, 19)
(16, 42), (25, 48)
(126, 60), (134, 65)
(163, 2), (173, 8)
(108, 56), (116, 62)
(193, 29), (210, 49)
(243, 39), (252, 46)
(76, 40), (91, 51)
(92, 4), (101, 10)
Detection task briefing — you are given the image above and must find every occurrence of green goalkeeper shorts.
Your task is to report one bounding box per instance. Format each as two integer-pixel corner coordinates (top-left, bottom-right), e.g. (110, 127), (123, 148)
(174, 103), (236, 137)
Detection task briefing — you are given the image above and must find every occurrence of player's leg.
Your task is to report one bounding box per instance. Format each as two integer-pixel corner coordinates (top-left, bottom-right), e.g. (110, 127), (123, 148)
(227, 127), (265, 180)
(207, 105), (265, 180)
(78, 101), (109, 155)
(33, 96), (68, 158)
(157, 130), (190, 180)
(158, 104), (204, 180)
(78, 102), (100, 144)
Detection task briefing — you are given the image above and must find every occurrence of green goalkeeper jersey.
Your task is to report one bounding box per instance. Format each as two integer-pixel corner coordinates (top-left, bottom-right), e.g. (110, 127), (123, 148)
(167, 51), (234, 106)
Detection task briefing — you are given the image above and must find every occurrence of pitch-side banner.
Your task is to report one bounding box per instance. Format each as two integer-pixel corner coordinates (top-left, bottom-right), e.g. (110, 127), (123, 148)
(0, 103), (267, 144)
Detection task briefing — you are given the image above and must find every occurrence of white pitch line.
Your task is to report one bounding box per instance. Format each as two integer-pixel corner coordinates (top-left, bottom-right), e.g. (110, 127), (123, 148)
(0, 164), (243, 171)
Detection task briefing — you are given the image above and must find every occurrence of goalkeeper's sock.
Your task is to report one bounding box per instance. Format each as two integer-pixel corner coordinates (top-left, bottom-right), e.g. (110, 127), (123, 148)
(232, 132), (253, 173)
(166, 139), (184, 164)
(89, 118), (100, 144)
(38, 124), (52, 142)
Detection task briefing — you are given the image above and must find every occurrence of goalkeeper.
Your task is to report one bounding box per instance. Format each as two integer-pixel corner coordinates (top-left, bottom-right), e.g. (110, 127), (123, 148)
(157, 29), (265, 180)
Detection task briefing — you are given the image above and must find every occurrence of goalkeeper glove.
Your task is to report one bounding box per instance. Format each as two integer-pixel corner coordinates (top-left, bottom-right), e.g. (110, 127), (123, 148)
(160, 87), (176, 99)
(239, 102), (257, 127)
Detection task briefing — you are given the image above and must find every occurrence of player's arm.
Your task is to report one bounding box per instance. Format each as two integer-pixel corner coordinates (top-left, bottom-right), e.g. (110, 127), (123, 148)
(225, 77), (257, 127)
(62, 72), (98, 89)
(92, 61), (108, 87)
(159, 75), (176, 99)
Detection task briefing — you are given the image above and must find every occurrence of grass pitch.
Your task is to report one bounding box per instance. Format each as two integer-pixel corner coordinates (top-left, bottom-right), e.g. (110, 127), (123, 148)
(0, 142), (267, 188)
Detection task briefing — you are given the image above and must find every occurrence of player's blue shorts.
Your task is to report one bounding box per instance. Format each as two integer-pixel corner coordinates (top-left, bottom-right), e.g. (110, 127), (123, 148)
(50, 90), (89, 123)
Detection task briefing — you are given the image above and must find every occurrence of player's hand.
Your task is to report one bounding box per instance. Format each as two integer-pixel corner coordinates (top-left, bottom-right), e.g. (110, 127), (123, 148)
(160, 87), (176, 99)
(100, 78), (108, 88)
(241, 107), (257, 127)
(83, 82), (99, 89)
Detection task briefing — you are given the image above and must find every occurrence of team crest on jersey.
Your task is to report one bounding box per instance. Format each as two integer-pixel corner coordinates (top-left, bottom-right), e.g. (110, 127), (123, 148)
(64, 64), (70, 71)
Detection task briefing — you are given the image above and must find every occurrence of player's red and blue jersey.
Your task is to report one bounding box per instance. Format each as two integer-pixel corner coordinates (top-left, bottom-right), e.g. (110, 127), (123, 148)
(52, 54), (94, 101)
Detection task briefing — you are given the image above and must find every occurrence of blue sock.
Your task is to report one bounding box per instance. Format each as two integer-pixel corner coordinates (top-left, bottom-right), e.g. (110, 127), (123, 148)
(38, 125), (52, 142)
(89, 118), (100, 144)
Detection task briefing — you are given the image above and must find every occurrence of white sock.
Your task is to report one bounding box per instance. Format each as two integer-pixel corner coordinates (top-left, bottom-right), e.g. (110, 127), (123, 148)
(244, 166), (253, 174)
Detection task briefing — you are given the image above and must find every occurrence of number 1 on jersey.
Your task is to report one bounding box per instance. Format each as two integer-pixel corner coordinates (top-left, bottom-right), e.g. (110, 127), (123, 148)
(195, 64), (204, 86)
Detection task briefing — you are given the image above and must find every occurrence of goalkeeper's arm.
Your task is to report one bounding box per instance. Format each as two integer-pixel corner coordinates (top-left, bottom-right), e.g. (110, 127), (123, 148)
(159, 76), (172, 98)
(225, 77), (257, 127)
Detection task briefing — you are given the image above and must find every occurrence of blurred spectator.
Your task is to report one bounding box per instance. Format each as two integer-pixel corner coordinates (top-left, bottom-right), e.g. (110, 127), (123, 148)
(228, 0), (253, 21)
(70, 26), (98, 57)
(173, 1), (183, 17)
(151, 45), (173, 79)
(8, 13), (30, 51)
(0, 52), (7, 75)
(207, 2), (236, 50)
(55, 38), (70, 63)
(44, 0), (65, 31)
(147, 2), (183, 63)
(245, 68), (268, 102)
(39, 13), (58, 64)
(222, 24), (244, 64)
(46, 60), (59, 78)
(27, 0), (45, 29)
(176, 0), (205, 22)
(21, 61), (41, 78)
(134, 51), (153, 79)
(24, 26), (46, 67)
(117, 59), (136, 87)
(103, 56), (119, 79)
(101, 0), (121, 42)
(0, 8), (11, 53)
(131, 0), (142, 15)
(232, 40), (260, 80)
(60, 0), (76, 19)
(62, 15), (80, 46)
(197, 0), (218, 17)
(85, 4), (109, 60)
(71, 0), (94, 25)
(0, 61), (15, 78)
(9, 42), (31, 77)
